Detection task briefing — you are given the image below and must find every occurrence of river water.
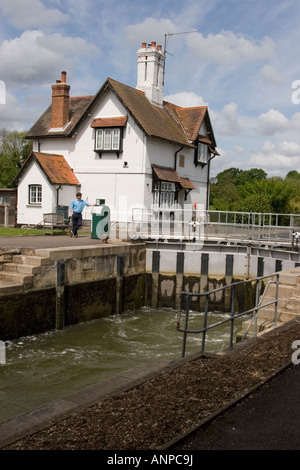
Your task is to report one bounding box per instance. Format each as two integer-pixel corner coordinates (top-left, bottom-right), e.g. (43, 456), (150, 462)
(0, 308), (245, 423)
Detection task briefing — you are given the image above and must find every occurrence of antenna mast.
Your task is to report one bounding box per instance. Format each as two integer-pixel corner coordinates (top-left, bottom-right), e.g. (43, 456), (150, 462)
(163, 30), (197, 86)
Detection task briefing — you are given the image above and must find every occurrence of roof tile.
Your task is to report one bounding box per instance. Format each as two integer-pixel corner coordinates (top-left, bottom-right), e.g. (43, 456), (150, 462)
(13, 152), (79, 185)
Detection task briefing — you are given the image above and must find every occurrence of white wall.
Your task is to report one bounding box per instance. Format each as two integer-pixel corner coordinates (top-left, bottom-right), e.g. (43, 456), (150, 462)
(25, 89), (213, 225)
(16, 161), (55, 225)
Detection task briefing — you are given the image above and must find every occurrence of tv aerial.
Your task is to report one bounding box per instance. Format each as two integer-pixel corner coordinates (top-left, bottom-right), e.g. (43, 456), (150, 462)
(163, 30), (198, 85)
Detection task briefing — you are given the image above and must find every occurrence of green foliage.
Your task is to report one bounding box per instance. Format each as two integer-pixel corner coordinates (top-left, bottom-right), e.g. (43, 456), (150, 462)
(210, 167), (294, 214)
(0, 129), (32, 187)
(236, 178), (292, 213)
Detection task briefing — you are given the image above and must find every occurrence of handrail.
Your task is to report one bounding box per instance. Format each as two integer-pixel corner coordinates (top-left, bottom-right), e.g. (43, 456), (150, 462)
(177, 273), (280, 357)
(130, 208), (300, 243)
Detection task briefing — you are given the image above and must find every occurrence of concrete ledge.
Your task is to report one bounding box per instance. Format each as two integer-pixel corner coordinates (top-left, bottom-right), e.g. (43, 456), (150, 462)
(34, 242), (143, 261)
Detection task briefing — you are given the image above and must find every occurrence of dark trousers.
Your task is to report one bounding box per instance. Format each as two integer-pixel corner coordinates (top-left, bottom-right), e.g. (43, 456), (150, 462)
(71, 212), (82, 235)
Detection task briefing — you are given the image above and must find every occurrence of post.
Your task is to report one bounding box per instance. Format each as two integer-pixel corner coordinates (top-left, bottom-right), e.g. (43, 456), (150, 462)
(181, 294), (190, 358)
(56, 260), (65, 329)
(230, 284), (235, 349)
(116, 254), (124, 315)
(151, 251), (160, 308)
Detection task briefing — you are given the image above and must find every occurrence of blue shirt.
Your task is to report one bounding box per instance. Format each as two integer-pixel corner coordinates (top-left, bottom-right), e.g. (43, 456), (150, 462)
(70, 199), (89, 213)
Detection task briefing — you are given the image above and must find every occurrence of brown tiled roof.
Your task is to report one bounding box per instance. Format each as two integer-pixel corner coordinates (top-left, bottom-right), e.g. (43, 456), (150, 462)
(90, 116), (128, 128)
(173, 106), (207, 142)
(26, 77), (217, 151)
(13, 152), (79, 185)
(152, 164), (195, 189)
(26, 96), (94, 138)
(198, 135), (212, 145)
(107, 79), (193, 147)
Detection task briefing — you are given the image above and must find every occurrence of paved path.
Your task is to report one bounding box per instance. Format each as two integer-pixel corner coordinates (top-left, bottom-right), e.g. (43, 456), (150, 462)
(0, 234), (125, 250)
(174, 364), (300, 450)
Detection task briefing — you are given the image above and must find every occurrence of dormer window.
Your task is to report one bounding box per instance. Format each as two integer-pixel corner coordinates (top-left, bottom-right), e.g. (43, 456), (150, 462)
(197, 143), (208, 165)
(95, 128), (121, 151)
(195, 135), (213, 167)
(91, 116), (127, 157)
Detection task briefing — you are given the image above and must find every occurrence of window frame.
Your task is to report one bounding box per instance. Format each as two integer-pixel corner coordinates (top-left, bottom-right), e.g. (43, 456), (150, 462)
(94, 127), (123, 157)
(197, 143), (209, 165)
(153, 180), (176, 209)
(29, 184), (42, 205)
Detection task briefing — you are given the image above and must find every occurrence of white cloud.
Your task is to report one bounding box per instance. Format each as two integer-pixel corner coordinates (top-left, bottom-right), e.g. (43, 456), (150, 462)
(218, 102), (242, 136)
(38, 33), (99, 56)
(250, 140), (300, 175)
(0, 0), (69, 29)
(185, 30), (275, 65)
(164, 91), (207, 107)
(261, 65), (284, 85)
(256, 109), (289, 136)
(0, 90), (37, 130)
(234, 145), (244, 154)
(0, 30), (99, 87)
(125, 17), (177, 46)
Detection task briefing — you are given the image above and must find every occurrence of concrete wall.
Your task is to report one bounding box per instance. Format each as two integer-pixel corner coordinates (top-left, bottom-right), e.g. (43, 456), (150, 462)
(0, 243), (146, 341)
(145, 241), (300, 312)
(1, 240), (300, 341)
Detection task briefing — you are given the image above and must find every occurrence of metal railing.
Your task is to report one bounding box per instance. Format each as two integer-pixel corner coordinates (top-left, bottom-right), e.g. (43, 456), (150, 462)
(130, 208), (300, 243)
(177, 273), (280, 357)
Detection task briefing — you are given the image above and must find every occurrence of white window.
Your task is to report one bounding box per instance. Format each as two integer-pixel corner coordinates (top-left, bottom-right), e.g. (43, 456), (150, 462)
(95, 128), (121, 151)
(153, 181), (175, 208)
(198, 144), (208, 164)
(29, 185), (42, 204)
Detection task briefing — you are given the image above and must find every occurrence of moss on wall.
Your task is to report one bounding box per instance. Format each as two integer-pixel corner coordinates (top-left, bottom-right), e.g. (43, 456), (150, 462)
(123, 274), (145, 311)
(64, 278), (116, 326)
(0, 289), (56, 341)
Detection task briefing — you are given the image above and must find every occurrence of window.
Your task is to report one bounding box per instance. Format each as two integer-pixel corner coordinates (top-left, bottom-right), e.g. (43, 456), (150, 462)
(197, 143), (208, 165)
(153, 181), (175, 208)
(95, 128), (121, 152)
(29, 185), (42, 204)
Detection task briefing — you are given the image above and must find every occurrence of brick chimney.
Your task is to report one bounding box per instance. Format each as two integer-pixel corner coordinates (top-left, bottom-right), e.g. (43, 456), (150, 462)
(136, 42), (165, 107)
(51, 71), (70, 129)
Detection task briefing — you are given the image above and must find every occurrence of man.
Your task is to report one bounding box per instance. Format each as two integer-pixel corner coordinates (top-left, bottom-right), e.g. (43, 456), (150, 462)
(70, 192), (94, 238)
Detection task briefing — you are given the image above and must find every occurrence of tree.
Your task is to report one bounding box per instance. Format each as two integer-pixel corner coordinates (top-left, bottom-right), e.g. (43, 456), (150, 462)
(235, 178), (292, 214)
(209, 167), (267, 211)
(0, 129), (32, 187)
(209, 167), (293, 214)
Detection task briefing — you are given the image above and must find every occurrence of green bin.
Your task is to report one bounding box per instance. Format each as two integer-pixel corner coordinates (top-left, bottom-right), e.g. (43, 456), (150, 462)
(91, 201), (110, 239)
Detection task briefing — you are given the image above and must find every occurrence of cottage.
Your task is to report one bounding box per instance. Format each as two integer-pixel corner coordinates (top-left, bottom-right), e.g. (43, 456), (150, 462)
(13, 42), (219, 234)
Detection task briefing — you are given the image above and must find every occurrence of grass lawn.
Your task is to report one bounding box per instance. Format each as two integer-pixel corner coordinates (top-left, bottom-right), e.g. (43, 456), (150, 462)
(0, 227), (45, 236)
(0, 227), (91, 237)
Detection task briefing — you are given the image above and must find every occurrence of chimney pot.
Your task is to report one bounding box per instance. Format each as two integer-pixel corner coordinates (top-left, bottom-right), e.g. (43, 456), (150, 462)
(151, 41), (156, 48)
(61, 71), (67, 83)
(142, 42), (147, 48)
(157, 45), (162, 51)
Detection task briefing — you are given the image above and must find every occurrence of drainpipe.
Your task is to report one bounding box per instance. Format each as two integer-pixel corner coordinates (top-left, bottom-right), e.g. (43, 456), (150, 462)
(56, 185), (62, 208)
(174, 145), (184, 171)
(206, 154), (216, 210)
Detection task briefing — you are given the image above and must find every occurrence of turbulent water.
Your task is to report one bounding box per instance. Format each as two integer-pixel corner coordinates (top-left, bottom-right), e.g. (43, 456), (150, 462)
(0, 308), (245, 423)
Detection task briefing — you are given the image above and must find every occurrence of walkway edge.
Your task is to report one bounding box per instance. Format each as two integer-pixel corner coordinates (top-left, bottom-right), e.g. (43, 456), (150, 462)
(0, 351), (208, 449)
(0, 320), (297, 450)
(159, 358), (293, 450)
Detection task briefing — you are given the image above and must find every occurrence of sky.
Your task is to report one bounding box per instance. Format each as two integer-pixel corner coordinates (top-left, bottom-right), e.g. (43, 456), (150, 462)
(1, 0), (300, 178)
